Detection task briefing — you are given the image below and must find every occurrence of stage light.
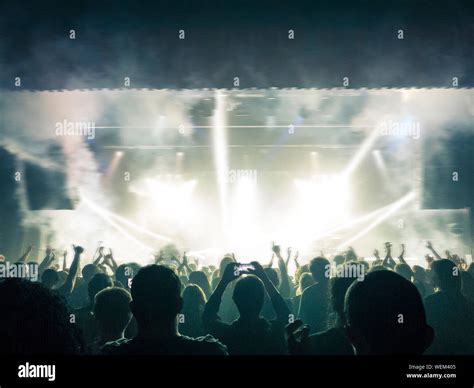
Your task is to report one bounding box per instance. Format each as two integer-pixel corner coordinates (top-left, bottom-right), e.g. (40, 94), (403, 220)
(336, 191), (416, 251)
(82, 194), (172, 242)
(372, 149), (388, 179)
(294, 175), (350, 219)
(82, 196), (154, 253)
(288, 175), (351, 248)
(157, 115), (166, 129)
(104, 151), (124, 182)
(266, 115), (276, 128)
(343, 128), (379, 177)
(310, 151), (319, 172)
(311, 204), (390, 243)
(175, 151), (185, 173)
(229, 176), (259, 255)
(213, 91), (229, 233)
(140, 178), (197, 222)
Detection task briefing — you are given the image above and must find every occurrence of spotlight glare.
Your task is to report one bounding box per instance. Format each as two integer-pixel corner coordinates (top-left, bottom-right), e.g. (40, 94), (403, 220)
(336, 191), (416, 251)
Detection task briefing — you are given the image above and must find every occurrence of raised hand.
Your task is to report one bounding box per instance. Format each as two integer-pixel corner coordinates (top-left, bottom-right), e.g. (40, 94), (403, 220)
(222, 262), (239, 284)
(62, 250), (68, 271)
(154, 251), (165, 263)
(72, 245), (84, 255)
(286, 319), (311, 355)
(425, 254), (434, 265)
(268, 253), (275, 267)
(373, 249), (380, 259)
(249, 261), (267, 280)
(285, 247), (292, 266)
(426, 240), (433, 250)
(272, 242), (281, 256)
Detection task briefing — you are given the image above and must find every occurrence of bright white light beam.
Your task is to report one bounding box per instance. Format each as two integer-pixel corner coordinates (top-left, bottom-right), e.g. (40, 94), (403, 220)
(83, 198), (154, 252)
(335, 191), (416, 251)
(312, 204), (391, 242)
(82, 195), (172, 243)
(213, 91), (229, 229)
(342, 128), (380, 177)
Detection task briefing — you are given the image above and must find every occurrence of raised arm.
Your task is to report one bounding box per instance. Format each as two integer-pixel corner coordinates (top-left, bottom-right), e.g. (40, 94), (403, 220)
(398, 244), (407, 265)
(202, 262), (237, 334)
(18, 245), (33, 263)
(294, 250), (300, 268)
(38, 247), (55, 275)
(382, 242), (396, 268)
(274, 245), (291, 299)
(285, 247), (292, 267)
(93, 246), (105, 266)
(58, 245), (83, 298)
(104, 249), (118, 273)
(426, 241), (442, 260)
(175, 252), (192, 276)
(62, 250), (68, 271)
(267, 253), (275, 268)
(250, 261), (291, 324)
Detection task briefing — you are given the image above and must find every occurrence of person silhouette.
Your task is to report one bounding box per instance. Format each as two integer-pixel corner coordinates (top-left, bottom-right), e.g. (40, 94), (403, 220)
(344, 271), (433, 355)
(203, 262), (290, 354)
(101, 265), (227, 355)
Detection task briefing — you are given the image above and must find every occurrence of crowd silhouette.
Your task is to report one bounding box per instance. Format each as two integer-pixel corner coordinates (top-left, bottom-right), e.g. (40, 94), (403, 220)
(0, 240), (473, 355)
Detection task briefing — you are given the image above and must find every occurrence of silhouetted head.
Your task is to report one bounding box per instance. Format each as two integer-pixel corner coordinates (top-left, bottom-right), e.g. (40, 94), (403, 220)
(94, 287), (132, 336)
(334, 255), (345, 267)
(115, 263), (137, 290)
(468, 263), (474, 278)
(130, 265), (182, 328)
(41, 268), (59, 289)
(56, 270), (67, 286)
(369, 264), (388, 273)
(182, 284), (207, 312)
(359, 260), (370, 273)
(179, 275), (188, 288)
(88, 273), (113, 307)
(412, 265), (426, 282)
(330, 267), (358, 323)
(82, 264), (99, 283)
(188, 271), (211, 297)
(461, 271), (474, 301)
(395, 263), (413, 281)
(264, 267), (280, 287)
(371, 259), (383, 268)
(309, 257), (330, 283)
(219, 256), (234, 279)
(232, 275), (265, 319)
(0, 278), (81, 354)
(299, 272), (314, 293)
(431, 259), (461, 293)
(345, 271), (433, 355)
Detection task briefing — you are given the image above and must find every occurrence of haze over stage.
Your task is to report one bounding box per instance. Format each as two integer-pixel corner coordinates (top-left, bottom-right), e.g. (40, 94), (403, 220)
(0, 88), (473, 264)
